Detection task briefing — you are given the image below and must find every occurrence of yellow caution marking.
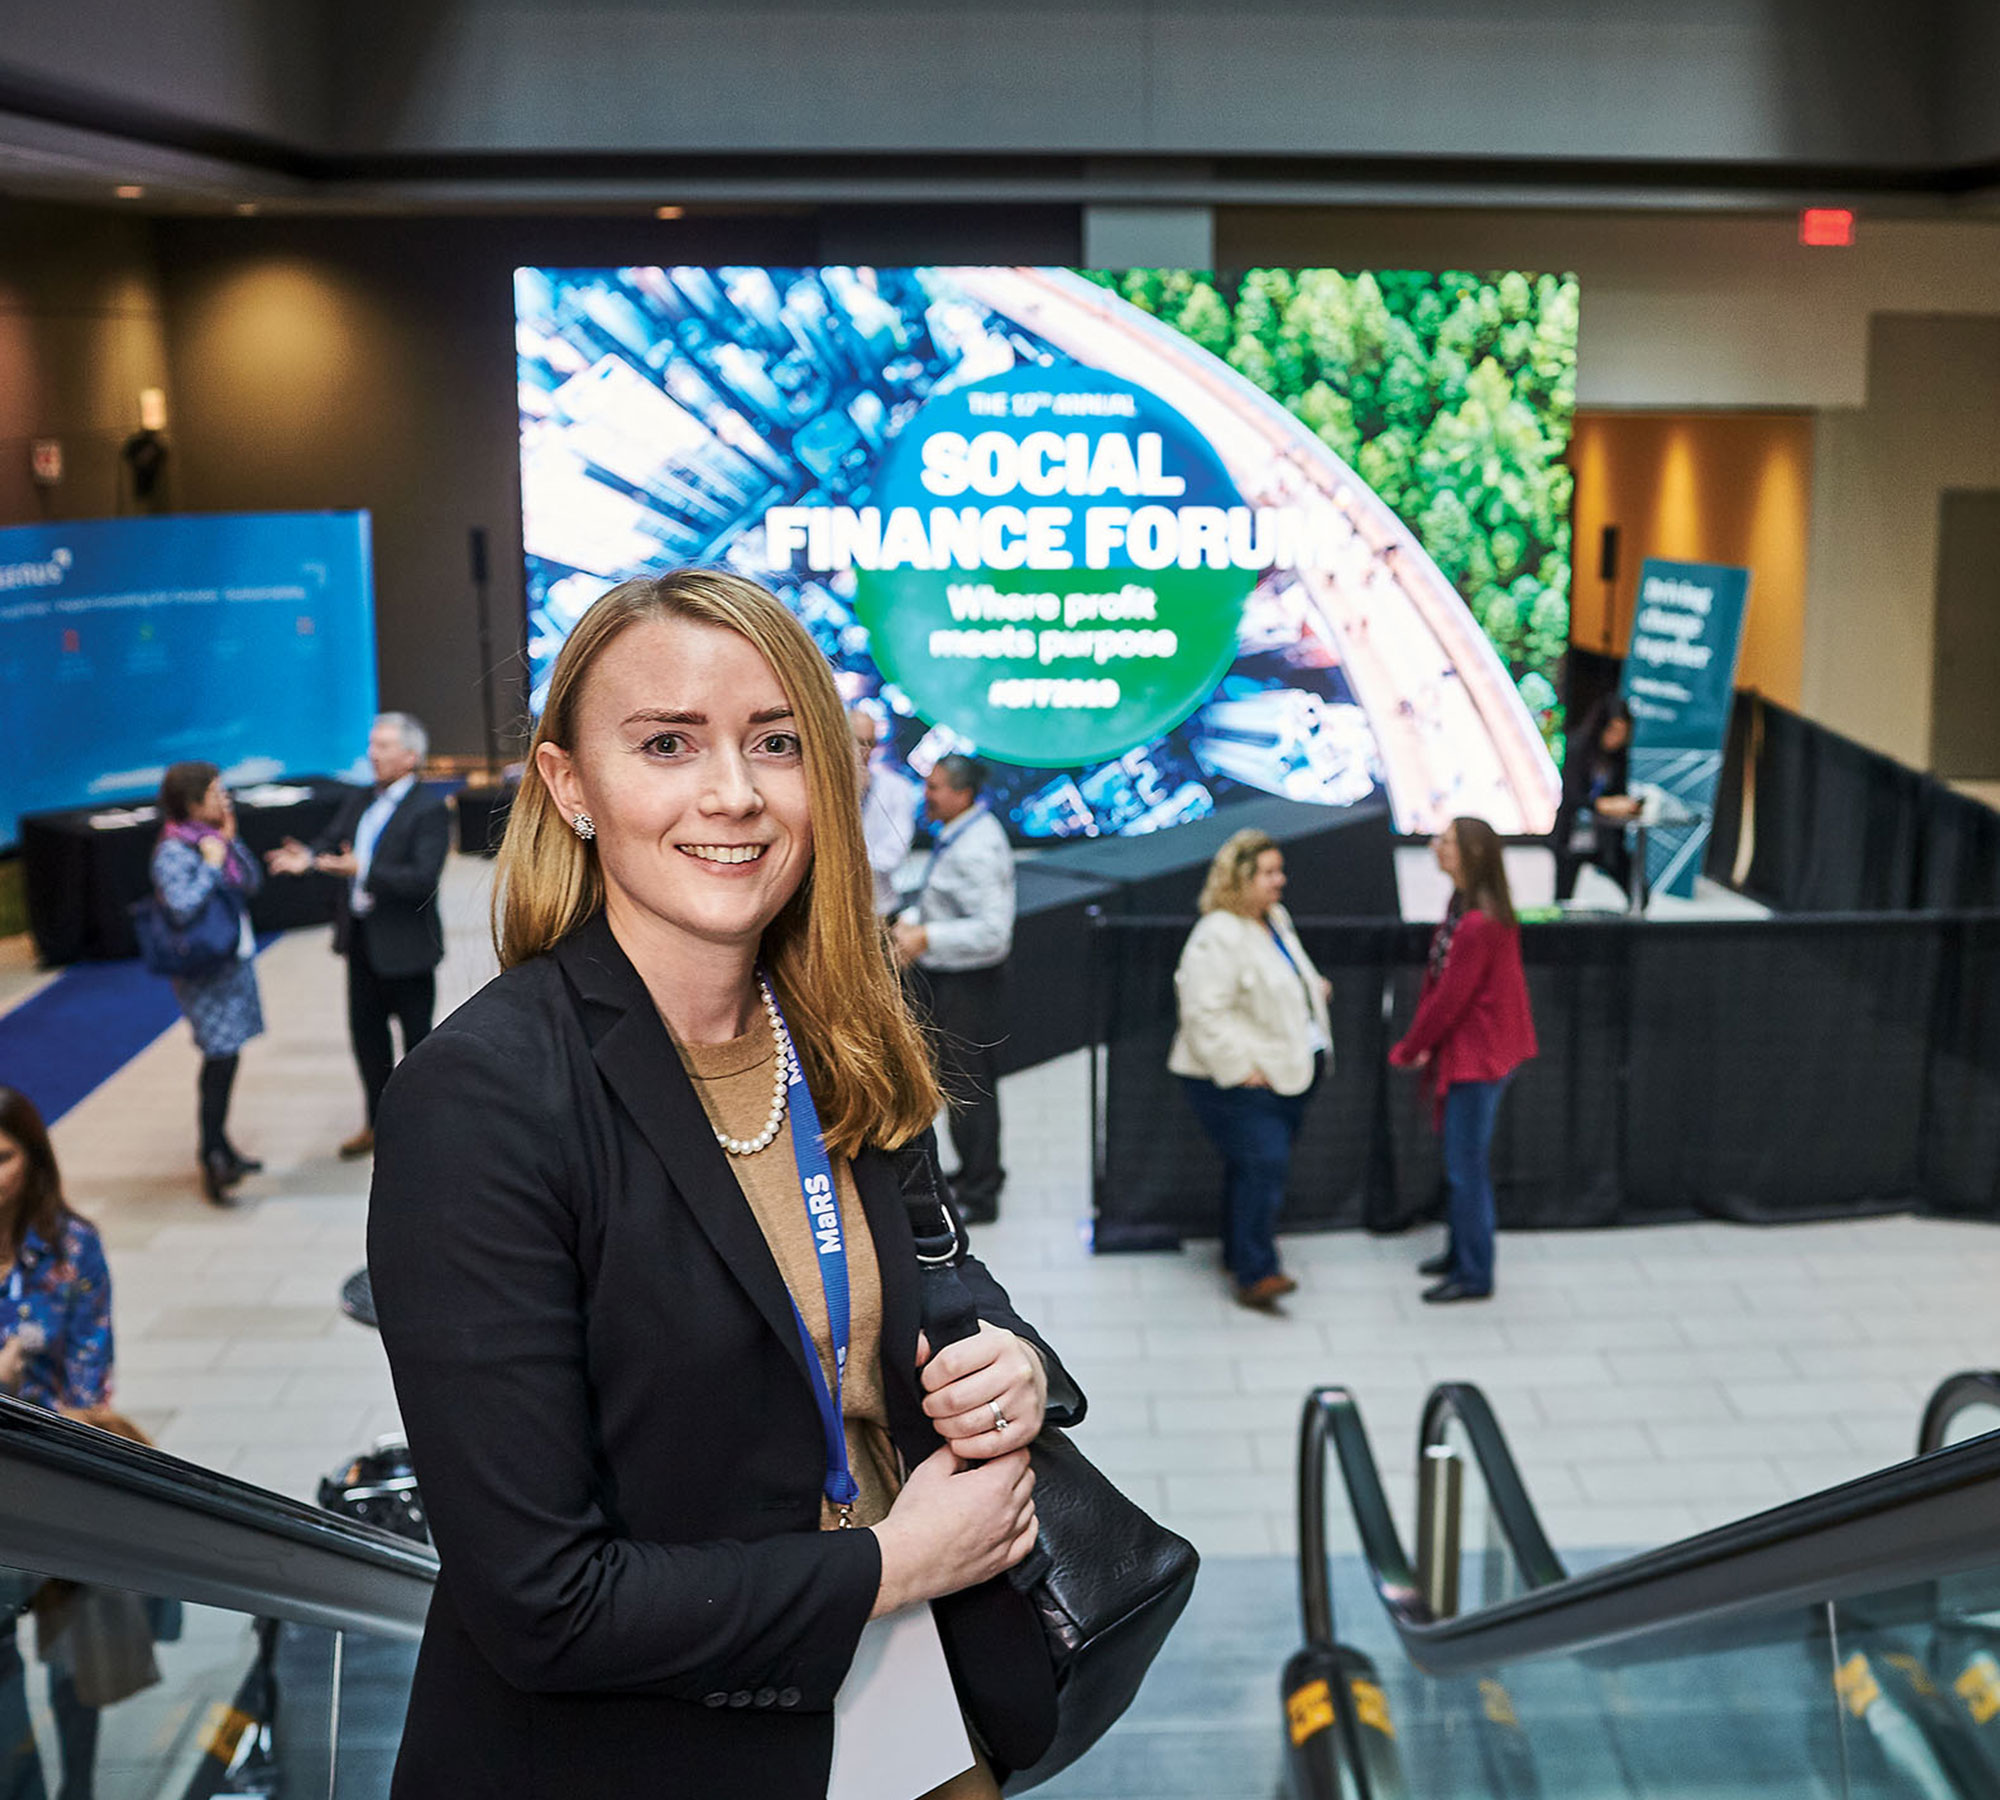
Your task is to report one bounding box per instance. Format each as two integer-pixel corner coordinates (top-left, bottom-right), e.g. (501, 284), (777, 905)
(1287, 1679), (1335, 1746)
(1885, 1652), (1938, 1697)
(1835, 1653), (1881, 1719)
(1479, 1679), (1518, 1728)
(200, 1702), (255, 1763)
(1351, 1679), (1395, 1738)
(1955, 1655), (2000, 1726)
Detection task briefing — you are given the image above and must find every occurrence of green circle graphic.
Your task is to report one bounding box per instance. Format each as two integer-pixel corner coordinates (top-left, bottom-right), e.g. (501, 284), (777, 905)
(852, 369), (1252, 766)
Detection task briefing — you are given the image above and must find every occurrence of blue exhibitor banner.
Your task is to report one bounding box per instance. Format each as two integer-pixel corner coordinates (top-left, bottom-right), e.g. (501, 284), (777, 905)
(1619, 557), (1749, 900)
(0, 512), (377, 850)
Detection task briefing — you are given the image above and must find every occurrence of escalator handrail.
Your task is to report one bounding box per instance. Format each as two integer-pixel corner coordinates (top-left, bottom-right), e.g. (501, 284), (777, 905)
(1306, 1381), (2000, 1676)
(1916, 1369), (2000, 1456)
(1298, 1383), (1569, 1651)
(0, 1394), (437, 1640)
(1298, 1384), (1416, 1648)
(1418, 1382), (1567, 1591)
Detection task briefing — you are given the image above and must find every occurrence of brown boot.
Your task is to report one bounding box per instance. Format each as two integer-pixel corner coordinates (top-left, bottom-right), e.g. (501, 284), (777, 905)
(1234, 1273), (1296, 1311)
(338, 1127), (375, 1161)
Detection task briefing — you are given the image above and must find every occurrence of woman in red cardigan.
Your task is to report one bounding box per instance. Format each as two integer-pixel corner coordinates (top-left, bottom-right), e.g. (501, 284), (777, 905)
(1389, 817), (1537, 1304)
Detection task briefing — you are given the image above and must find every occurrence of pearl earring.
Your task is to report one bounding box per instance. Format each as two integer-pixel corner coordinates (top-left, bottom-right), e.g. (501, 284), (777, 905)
(571, 813), (595, 841)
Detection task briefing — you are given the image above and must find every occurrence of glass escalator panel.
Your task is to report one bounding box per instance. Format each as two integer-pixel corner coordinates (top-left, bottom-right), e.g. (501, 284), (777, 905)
(0, 1399), (436, 1800)
(1297, 1385), (2000, 1800)
(324, 1629), (421, 1797)
(1322, 1537), (1855, 1797)
(1832, 1562), (2000, 1799)
(0, 1558), (339, 1800)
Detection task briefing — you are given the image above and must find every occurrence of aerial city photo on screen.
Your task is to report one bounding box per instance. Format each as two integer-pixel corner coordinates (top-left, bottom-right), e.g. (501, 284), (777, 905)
(514, 265), (1579, 838)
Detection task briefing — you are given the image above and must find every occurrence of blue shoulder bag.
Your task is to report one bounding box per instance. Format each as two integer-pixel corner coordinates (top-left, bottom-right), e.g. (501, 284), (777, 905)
(130, 885), (242, 979)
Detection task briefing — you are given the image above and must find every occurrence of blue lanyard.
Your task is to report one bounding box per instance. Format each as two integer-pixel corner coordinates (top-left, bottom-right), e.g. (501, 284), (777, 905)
(767, 985), (862, 1525)
(1266, 918), (1323, 1028)
(918, 803), (984, 901)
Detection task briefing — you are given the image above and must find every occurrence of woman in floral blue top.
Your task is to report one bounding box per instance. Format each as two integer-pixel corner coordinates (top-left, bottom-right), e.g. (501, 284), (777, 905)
(0, 1086), (117, 1800)
(0, 1090), (111, 1413)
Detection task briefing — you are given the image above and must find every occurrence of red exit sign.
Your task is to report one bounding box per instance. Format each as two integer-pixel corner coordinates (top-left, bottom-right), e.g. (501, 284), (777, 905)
(1800, 208), (1856, 247)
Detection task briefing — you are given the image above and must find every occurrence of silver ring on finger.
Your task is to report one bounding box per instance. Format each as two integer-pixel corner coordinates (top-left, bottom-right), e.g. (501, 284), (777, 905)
(990, 1400), (1010, 1434)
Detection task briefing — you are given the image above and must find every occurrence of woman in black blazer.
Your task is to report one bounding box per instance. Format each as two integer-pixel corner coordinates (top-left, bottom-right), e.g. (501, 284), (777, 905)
(1552, 694), (1638, 902)
(368, 570), (1081, 1799)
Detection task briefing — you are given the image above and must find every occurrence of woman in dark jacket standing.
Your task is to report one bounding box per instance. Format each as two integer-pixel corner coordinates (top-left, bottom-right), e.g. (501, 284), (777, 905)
(150, 763), (264, 1203)
(1390, 817), (1537, 1304)
(368, 570), (1082, 1799)
(1552, 695), (1638, 902)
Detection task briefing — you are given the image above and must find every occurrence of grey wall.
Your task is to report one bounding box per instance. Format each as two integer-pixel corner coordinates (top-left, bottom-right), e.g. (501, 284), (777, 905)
(1937, 0), (2000, 163)
(0, 0), (1974, 170)
(324, 0), (1946, 163)
(1806, 315), (2000, 770)
(0, 198), (168, 526)
(0, 0), (330, 146)
(1931, 491), (2000, 779)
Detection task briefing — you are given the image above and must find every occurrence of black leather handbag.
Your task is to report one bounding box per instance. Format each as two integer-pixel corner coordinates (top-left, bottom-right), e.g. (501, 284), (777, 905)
(893, 1141), (1199, 1794)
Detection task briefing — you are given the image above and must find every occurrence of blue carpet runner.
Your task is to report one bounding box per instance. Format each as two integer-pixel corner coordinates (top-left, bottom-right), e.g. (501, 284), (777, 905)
(0, 939), (275, 1125)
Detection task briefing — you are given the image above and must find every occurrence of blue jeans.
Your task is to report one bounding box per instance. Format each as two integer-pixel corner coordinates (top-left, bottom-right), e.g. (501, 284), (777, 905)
(1180, 1061), (1320, 1285)
(1442, 1077), (1511, 1294)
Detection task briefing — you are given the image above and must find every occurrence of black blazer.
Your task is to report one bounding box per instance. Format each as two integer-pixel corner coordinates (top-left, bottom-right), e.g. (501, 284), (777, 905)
(312, 782), (451, 977)
(367, 911), (1082, 1799)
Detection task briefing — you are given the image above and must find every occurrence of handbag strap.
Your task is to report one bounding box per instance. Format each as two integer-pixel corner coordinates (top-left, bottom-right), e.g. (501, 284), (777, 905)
(889, 1134), (982, 1354)
(890, 1133), (1058, 1593)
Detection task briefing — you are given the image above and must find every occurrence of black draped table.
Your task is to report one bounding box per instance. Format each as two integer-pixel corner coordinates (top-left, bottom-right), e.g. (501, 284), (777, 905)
(21, 778), (353, 966)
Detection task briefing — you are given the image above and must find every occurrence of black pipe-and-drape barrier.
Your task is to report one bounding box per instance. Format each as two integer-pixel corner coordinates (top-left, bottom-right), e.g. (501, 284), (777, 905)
(1093, 913), (2000, 1242)
(1692, 691), (2000, 913)
(1565, 652), (2000, 913)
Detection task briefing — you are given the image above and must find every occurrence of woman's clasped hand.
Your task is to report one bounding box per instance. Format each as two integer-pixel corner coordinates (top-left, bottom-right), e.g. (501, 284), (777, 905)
(919, 1320), (1048, 1453)
(870, 1323), (1048, 1618)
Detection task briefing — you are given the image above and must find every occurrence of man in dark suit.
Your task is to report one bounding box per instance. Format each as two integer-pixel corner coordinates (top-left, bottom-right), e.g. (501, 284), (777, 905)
(268, 712), (451, 1157)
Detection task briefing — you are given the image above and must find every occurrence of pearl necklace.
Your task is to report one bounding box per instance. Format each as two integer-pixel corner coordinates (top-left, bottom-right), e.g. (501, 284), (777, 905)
(714, 976), (795, 1157)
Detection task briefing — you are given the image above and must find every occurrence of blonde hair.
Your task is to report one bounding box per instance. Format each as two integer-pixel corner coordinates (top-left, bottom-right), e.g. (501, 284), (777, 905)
(494, 569), (941, 1157)
(1198, 828), (1280, 916)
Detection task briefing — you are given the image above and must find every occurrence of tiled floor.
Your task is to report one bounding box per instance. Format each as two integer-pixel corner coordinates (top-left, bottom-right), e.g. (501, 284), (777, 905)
(10, 851), (2000, 1561)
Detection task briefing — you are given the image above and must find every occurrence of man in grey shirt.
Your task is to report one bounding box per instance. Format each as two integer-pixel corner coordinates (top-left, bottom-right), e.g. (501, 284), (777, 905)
(891, 754), (1015, 1221)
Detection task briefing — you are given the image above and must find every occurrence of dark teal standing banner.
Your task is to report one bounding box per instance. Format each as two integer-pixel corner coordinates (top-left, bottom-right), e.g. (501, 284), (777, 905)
(1619, 558), (1749, 900)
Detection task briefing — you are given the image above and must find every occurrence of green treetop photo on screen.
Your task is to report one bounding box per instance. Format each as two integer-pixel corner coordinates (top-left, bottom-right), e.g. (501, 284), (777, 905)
(1084, 267), (1579, 752)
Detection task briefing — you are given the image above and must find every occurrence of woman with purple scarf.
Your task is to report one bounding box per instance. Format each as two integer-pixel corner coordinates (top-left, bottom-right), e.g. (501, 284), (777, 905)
(151, 762), (265, 1203)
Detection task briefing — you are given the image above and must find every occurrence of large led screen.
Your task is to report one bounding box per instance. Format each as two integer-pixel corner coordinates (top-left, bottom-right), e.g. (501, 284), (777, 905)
(515, 267), (1576, 836)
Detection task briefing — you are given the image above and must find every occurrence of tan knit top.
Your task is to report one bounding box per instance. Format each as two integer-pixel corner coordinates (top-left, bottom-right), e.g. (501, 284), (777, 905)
(676, 1026), (903, 1530)
(676, 1027), (1002, 1800)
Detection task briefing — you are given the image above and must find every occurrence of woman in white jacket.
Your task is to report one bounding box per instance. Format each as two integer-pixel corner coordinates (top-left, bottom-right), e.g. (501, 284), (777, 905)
(1168, 830), (1334, 1309)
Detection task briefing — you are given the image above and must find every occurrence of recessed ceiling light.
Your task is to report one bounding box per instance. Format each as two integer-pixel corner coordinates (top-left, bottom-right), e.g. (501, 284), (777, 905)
(114, 184), (144, 199)
(655, 205), (685, 221)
